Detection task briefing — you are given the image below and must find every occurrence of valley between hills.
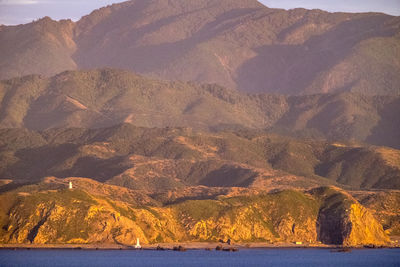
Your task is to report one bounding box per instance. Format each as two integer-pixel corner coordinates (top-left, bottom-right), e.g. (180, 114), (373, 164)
(0, 119), (399, 247)
(0, 0), (399, 248)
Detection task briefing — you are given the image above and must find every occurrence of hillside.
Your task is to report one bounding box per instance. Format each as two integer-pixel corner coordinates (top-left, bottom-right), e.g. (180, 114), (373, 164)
(0, 181), (390, 246)
(0, 18), (76, 79)
(1, 0), (399, 95)
(354, 191), (400, 236)
(0, 125), (399, 191)
(1, 69), (399, 148)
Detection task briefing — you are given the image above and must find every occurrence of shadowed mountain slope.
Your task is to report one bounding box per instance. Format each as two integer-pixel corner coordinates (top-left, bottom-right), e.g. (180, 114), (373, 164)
(354, 190), (400, 236)
(0, 125), (399, 191)
(1, 0), (399, 95)
(0, 69), (399, 148)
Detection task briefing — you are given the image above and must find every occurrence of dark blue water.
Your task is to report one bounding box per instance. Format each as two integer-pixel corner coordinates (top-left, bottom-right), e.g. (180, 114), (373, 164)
(0, 248), (399, 267)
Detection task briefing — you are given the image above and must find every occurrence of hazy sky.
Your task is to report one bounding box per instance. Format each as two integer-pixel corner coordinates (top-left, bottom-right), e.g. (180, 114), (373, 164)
(0, 0), (399, 25)
(261, 0), (400, 15)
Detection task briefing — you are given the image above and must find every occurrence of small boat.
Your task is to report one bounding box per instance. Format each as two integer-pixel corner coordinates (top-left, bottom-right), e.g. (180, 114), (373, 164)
(173, 245), (186, 252)
(331, 247), (352, 253)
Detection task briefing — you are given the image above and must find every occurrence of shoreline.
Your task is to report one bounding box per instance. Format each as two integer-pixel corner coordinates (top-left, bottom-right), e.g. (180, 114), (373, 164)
(1, 242), (398, 250)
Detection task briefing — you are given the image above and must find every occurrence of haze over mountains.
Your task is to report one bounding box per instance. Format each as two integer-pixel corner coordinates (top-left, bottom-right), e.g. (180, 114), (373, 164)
(1, 0), (400, 95)
(0, 69), (399, 148)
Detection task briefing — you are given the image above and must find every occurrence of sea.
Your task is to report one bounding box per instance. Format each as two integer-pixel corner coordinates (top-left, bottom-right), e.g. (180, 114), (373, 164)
(0, 248), (399, 267)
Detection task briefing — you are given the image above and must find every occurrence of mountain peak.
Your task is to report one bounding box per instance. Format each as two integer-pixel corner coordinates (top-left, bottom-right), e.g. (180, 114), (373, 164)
(129, 0), (264, 9)
(1, 0), (399, 95)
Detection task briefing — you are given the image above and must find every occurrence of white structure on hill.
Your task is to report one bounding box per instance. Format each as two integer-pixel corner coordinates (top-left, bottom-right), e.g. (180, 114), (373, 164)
(69, 181), (73, 189)
(135, 238), (141, 249)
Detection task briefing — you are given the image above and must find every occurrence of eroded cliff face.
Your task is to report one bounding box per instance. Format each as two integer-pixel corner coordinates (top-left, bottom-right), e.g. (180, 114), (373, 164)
(355, 191), (400, 237)
(344, 204), (390, 246)
(177, 191), (319, 244)
(314, 187), (390, 246)
(0, 185), (389, 246)
(1, 190), (183, 245)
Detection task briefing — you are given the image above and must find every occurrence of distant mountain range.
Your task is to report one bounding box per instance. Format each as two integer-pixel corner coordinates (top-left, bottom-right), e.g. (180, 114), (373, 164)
(1, 69), (399, 148)
(1, 0), (399, 95)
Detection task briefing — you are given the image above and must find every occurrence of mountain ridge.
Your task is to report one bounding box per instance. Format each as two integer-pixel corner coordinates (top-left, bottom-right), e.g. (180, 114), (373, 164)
(1, 124), (399, 191)
(1, 69), (398, 148)
(1, 0), (399, 95)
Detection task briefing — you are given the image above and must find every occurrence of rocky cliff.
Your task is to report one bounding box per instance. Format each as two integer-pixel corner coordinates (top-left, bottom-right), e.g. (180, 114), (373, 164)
(0, 180), (389, 246)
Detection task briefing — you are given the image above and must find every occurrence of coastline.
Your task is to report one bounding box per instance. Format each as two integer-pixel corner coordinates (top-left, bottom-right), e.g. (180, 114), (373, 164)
(1, 242), (398, 250)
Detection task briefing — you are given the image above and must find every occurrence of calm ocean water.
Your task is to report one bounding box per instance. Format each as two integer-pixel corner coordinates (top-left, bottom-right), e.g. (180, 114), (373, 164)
(0, 248), (399, 267)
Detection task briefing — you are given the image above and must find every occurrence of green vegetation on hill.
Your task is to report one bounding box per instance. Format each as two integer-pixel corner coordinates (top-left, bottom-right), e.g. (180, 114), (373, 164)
(355, 191), (400, 236)
(0, 125), (399, 191)
(0, 69), (399, 149)
(0, 183), (390, 246)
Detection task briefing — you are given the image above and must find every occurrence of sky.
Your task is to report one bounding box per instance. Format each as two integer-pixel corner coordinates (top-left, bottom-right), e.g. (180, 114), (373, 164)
(0, 0), (399, 25)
